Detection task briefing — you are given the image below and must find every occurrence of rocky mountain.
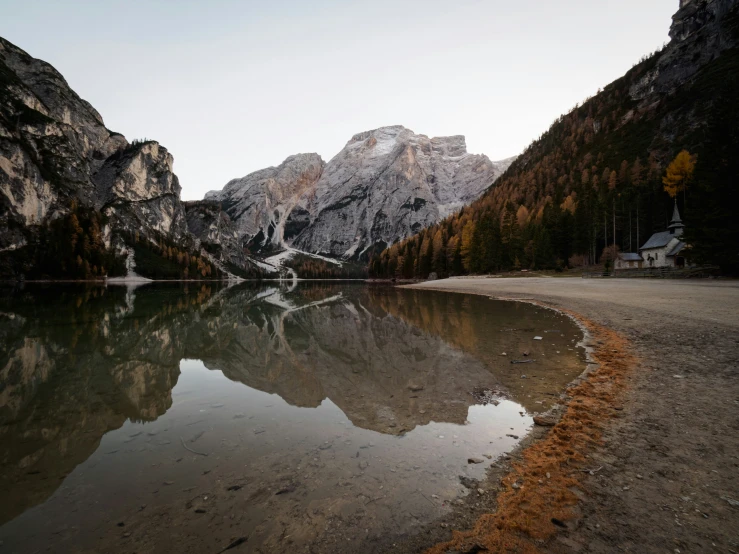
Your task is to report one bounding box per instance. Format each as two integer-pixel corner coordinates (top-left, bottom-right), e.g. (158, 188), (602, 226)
(208, 126), (514, 260)
(205, 153), (325, 253)
(1, 33), (512, 276)
(183, 200), (268, 276)
(371, 0), (739, 277)
(0, 37), (266, 280)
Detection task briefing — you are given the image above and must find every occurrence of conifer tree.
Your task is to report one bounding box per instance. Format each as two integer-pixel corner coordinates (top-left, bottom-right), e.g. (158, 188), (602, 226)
(663, 150), (696, 201)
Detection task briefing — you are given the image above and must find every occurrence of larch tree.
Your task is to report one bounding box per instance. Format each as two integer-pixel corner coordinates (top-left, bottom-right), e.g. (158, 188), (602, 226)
(663, 150), (696, 202)
(608, 170), (618, 191)
(460, 221), (476, 272)
(516, 205), (530, 228)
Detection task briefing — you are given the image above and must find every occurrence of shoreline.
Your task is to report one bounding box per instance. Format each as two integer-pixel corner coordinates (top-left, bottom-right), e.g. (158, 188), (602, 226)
(394, 278), (739, 553)
(0, 277), (376, 284)
(389, 285), (635, 553)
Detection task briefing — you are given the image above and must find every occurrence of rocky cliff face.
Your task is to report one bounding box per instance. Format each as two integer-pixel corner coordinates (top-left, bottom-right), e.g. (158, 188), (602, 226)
(1, 34), (512, 273)
(94, 141), (190, 240)
(205, 153), (325, 254)
(210, 126), (514, 260)
(291, 126), (514, 258)
(184, 200), (266, 277)
(1, 37), (122, 250)
(0, 36), (172, 271)
(631, 0), (739, 102)
(0, 37), (255, 279)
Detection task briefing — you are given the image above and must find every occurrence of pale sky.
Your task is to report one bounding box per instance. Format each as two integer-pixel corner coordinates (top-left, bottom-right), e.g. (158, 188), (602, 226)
(3, 0), (677, 200)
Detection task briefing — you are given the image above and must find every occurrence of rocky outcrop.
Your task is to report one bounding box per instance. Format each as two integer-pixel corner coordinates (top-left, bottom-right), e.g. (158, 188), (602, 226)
(289, 126), (514, 259)
(209, 126), (514, 260)
(205, 153), (325, 254)
(631, 0), (739, 101)
(0, 37), (254, 279)
(94, 141), (190, 241)
(184, 200), (266, 277)
(0, 37), (125, 252)
(0, 35), (514, 272)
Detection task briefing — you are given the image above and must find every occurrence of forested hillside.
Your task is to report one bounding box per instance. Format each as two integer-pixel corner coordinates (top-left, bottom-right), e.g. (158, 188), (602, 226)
(370, 1), (739, 278)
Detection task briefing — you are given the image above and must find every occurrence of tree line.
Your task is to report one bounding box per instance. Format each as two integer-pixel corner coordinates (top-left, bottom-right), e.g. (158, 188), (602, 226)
(287, 255), (368, 279)
(370, 47), (739, 277)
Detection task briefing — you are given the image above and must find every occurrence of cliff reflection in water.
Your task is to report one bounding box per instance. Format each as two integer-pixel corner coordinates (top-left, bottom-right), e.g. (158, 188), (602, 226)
(0, 282), (535, 526)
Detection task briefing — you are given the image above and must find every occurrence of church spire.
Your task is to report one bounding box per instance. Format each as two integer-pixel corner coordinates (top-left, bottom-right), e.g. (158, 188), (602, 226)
(668, 200), (685, 236)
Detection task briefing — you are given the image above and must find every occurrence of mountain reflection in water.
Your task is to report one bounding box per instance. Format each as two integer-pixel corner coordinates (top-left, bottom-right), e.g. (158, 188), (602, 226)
(0, 282), (584, 553)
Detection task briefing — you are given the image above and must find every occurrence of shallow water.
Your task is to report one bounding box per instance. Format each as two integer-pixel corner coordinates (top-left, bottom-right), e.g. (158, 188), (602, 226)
(0, 282), (585, 553)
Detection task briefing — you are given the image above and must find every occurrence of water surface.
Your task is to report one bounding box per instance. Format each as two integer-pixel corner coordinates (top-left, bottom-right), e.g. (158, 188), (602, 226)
(0, 282), (584, 553)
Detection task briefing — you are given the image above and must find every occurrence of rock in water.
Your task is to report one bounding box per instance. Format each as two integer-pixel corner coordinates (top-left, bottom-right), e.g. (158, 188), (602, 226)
(533, 416), (557, 427)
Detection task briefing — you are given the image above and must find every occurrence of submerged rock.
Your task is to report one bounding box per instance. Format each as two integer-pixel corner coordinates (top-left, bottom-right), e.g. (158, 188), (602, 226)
(533, 416), (557, 427)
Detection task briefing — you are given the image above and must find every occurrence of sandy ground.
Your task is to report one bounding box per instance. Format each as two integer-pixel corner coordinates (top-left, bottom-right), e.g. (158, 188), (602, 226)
(403, 277), (739, 553)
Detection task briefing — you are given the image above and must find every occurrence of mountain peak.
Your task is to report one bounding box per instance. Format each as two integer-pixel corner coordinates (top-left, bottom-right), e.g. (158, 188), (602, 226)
(208, 126), (514, 260)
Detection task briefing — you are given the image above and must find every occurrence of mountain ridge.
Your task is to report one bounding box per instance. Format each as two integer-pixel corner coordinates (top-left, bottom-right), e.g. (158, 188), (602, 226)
(207, 125), (515, 261)
(0, 36), (274, 280)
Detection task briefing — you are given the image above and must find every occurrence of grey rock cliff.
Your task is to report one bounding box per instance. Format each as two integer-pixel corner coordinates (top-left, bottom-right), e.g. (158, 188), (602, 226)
(0, 37), (255, 277)
(0, 38), (183, 249)
(631, 0), (739, 101)
(0, 37), (123, 248)
(94, 141), (190, 241)
(210, 126), (514, 259)
(205, 153), (325, 254)
(184, 200), (263, 276)
(290, 126), (513, 258)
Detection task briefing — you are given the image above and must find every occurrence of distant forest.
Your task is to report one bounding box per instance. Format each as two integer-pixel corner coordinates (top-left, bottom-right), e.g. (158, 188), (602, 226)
(4, 201), (225, 281)
(370, 46), (739, 278)
(286, 254), (368, 279)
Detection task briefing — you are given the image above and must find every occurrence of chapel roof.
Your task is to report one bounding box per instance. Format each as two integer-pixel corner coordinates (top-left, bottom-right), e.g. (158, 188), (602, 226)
(666, 240), (686, 257)
(640, 231), (676, 250)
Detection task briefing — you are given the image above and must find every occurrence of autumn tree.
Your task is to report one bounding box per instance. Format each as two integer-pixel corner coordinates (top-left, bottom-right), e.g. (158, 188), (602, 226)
(430, 229), (445, 275)
(516, 205), (530, 228)
(663, 150), (696, 201)
(460, 221), (476, 272)
(608, 170), (618, 191)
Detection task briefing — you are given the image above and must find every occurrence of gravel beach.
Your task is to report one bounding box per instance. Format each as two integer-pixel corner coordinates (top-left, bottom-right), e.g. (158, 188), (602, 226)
(405, 277), (739, 553)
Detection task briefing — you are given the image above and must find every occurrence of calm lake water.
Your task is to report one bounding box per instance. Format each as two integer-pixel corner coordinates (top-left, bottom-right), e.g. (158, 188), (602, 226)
(0, 282), (585, 553)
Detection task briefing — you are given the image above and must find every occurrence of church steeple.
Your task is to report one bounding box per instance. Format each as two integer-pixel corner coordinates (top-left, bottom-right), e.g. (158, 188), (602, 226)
(668, 201), (685, 236)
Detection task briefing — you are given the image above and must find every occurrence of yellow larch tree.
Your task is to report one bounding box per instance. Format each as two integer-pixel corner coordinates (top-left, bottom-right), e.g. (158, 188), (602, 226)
(663, 150), (696, 199)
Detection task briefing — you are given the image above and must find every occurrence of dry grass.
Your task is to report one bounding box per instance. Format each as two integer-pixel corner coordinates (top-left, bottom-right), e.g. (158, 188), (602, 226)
(426, 304), (636, 554)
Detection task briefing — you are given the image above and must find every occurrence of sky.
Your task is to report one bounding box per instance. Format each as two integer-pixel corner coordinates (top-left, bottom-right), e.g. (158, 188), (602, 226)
(3, 0), (677, 200)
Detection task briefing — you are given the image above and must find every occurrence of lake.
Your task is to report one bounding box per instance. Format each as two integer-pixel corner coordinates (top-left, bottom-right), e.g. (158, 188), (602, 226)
(0, 282), (585, 553)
